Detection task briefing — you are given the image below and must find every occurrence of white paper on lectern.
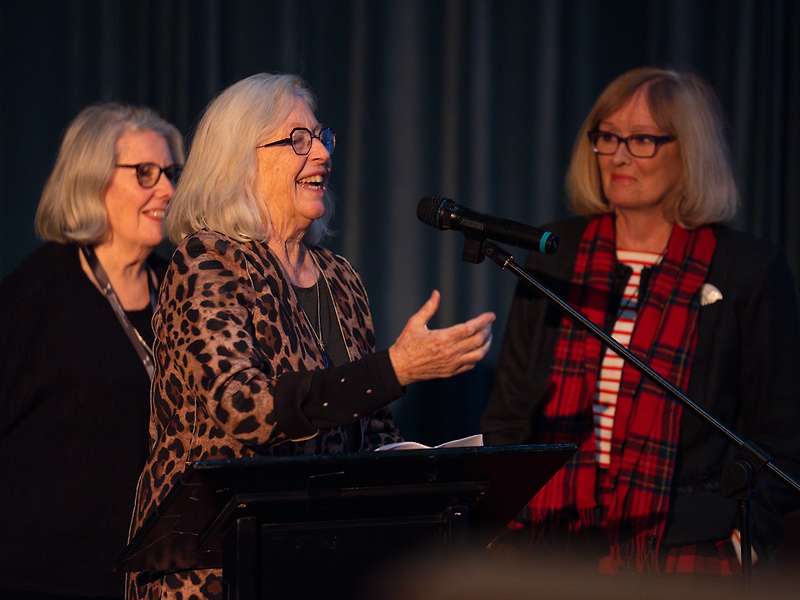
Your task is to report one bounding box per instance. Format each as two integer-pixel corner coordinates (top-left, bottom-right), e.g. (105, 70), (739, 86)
(374, 433), (483, 452)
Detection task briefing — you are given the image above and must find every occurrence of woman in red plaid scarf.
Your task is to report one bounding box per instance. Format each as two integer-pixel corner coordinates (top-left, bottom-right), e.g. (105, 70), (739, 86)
(482, 67), (800, 575)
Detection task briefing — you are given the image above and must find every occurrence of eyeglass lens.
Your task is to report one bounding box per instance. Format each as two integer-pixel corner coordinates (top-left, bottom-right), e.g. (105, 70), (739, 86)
(290, 128), (336, 155)
(591, 131), (658, 158)
(134, 163), (182, 188)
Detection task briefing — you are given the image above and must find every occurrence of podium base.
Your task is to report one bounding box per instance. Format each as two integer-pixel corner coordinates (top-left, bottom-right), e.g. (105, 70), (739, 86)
(224, 508), (471, 600)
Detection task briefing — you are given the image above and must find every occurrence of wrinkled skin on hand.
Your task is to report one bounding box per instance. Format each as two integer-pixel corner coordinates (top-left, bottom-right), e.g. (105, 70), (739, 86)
(389, 290), (495, 386)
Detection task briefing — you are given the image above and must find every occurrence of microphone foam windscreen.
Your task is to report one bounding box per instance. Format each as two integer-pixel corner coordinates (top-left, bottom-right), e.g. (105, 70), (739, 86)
(416, 197), (442, 227)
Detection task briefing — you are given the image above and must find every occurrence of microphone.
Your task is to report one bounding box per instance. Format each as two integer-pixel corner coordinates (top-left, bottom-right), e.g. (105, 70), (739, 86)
(417, 197), (559, 254)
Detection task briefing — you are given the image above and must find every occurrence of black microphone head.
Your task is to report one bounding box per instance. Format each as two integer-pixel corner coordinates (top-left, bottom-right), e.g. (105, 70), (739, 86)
(417, 197), (449, 229)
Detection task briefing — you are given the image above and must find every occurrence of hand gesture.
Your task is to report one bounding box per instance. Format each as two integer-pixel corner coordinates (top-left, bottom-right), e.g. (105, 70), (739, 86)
(389, 290), (495, 386)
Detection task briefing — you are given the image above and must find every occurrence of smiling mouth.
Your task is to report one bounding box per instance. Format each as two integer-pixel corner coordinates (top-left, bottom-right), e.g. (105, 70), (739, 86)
(142, 209), (166, 219)
(296, 174), (327, 192)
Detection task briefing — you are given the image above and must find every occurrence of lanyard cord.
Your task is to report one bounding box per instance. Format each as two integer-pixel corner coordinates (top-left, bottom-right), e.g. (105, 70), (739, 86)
(81, 246), (156, 381)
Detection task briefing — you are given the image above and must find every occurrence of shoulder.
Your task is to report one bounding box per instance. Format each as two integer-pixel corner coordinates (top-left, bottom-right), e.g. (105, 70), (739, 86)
(168, 230), (257, 277)
(710, 226), (789, 285)
(713, 226), (778, 263)
(0, 242), (78, 299)
(179, 229), (245, 261)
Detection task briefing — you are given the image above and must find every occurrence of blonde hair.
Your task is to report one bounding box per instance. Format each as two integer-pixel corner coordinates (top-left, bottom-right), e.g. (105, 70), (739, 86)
(166, 73), (333, 245)
(35, 103), (184, 244)
(565, 67), (738, 228)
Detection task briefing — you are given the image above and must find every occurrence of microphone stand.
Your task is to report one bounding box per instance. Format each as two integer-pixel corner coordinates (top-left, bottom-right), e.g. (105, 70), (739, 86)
(463, 235), (800, 583)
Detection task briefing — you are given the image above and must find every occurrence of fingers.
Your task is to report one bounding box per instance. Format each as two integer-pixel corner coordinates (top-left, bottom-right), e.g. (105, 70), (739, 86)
(438, 311), (496, 342)
(452, 339), (492, 376)
(442, 330), (493, 379)
(394, 294), (495, 384)
(447, 323), (492, 355)
(409, 289), (440, 328)
(456, 333), (493, 366)
(467, 311), (497, 330)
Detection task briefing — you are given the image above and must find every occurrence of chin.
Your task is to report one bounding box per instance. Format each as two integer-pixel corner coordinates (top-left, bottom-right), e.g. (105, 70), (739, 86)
(138, 233), (164, 250)
(301, 200), (327, 221)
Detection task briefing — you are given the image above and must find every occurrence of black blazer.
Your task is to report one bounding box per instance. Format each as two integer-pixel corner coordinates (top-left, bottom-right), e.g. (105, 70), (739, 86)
(0, 242), (165, 597)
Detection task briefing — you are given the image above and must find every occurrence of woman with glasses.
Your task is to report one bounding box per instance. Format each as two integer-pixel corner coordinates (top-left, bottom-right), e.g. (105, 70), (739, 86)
(483, 67), (800, 574)
(126, 73), (494, 599)
(0, 103), (183, 599)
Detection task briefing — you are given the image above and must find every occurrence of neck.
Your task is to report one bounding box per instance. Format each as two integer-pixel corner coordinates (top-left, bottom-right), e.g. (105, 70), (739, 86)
(80, 238), (153, 310)
(613, 209), (673, 254)
(93, 238), (150, 281)
(267, 235), (318, 287)
(268, 232), (303, 262)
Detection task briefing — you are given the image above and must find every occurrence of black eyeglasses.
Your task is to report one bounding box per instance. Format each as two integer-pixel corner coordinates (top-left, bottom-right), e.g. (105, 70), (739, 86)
(116, 162), (183, 188)
(587, 130), (676, 158)
(257, 127), (336, 156)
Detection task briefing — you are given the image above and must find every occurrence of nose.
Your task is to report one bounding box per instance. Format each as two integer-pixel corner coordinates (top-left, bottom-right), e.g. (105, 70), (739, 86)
(154, 170), (176, 200)
(308, 136), (332, 164)
(612, 141), (633, 165)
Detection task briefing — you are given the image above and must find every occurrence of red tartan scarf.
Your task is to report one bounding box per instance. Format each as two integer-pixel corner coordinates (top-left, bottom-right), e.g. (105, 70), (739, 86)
(528, 213), (716, 572)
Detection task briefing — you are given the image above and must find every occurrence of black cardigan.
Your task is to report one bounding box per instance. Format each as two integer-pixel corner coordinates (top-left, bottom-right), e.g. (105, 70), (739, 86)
(482, 217), (800, 555)
(0, 243), (164, 598)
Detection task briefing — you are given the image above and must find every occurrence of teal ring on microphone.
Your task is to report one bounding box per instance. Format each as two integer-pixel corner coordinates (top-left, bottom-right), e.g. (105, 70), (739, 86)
(539, 231), (551, 254)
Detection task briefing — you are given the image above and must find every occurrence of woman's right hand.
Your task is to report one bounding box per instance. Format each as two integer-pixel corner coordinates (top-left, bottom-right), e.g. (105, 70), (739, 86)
(388, 290), (495, 386)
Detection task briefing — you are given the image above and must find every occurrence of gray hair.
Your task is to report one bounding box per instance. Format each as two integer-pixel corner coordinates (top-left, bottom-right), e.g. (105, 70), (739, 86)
(35, 103), (184, 244)
(565, 67), (738, 228)
(166, 73), (333, 245)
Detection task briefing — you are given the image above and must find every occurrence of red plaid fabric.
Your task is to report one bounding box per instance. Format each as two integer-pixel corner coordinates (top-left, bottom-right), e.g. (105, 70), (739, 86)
(662, 539), (739, 575)
(528, 214), (716, 572)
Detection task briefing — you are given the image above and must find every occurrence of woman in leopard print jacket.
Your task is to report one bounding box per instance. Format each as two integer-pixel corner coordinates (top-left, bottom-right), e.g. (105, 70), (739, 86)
(126, 73), (495, 600)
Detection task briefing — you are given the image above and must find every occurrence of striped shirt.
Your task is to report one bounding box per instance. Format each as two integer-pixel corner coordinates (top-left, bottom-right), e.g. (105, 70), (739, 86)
(593, 249), (662, 468)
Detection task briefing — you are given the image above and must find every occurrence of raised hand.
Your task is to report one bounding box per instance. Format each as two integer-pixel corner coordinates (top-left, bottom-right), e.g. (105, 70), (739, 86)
(388, 290), (495, 386)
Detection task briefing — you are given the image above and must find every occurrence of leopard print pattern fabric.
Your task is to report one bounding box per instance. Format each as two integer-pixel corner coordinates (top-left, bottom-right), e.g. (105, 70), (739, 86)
(126, 230), (401, 600)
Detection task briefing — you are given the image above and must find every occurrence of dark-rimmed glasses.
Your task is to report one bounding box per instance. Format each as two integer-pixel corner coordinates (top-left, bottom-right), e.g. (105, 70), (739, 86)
(257, 127), (336, 156)
(588, 130), (676, 158)
(116, 162), (183, 188)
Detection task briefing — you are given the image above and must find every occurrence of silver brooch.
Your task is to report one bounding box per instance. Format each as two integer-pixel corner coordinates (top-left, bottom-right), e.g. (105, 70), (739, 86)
(700, 283), (723, 306)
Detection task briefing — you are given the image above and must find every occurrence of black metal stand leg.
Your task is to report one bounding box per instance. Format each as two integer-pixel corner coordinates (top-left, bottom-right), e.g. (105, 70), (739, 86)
(721, 458), (754, 585)
(224, 516), (260, 600)
(739, 497), (752, 583)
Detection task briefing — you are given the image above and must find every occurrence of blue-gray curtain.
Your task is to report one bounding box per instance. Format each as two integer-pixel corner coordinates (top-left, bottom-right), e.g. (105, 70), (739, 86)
(1, 0), (798, 442)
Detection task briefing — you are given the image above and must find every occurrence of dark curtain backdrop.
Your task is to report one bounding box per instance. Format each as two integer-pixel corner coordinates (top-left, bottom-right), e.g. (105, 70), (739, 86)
(1, 0), (798, 443)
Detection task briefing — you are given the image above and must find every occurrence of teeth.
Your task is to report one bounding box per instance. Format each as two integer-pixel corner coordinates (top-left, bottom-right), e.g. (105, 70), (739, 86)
(297, 174), (325, 184)
(144, 209), (165, 217)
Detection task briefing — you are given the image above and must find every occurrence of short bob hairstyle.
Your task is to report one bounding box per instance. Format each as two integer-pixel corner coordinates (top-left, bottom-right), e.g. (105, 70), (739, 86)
(35, 103), (184, 244)
(166, 73), (332, 245)
(565, 67), (738, 228)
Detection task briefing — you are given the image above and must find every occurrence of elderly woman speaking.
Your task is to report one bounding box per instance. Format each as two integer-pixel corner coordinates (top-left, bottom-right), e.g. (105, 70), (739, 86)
(127, 73), (494, 599)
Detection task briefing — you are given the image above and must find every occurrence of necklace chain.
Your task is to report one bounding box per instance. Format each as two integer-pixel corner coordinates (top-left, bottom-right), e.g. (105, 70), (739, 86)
(303, 279), (328, 368)
(271, 240), (328, 364)
(300, 279), (325, 352)
(313, 279), (323, 349)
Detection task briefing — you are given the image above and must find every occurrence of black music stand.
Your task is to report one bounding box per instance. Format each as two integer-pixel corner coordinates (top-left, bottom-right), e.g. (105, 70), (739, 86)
(120, 443), (575, 599)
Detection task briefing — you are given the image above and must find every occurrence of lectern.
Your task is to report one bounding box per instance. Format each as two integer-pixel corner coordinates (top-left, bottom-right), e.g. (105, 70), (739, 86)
(120, 443), (575, 599)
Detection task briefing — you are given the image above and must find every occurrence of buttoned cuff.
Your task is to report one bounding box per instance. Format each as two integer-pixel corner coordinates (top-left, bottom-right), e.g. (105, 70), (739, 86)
(273, 350), (404, 437)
